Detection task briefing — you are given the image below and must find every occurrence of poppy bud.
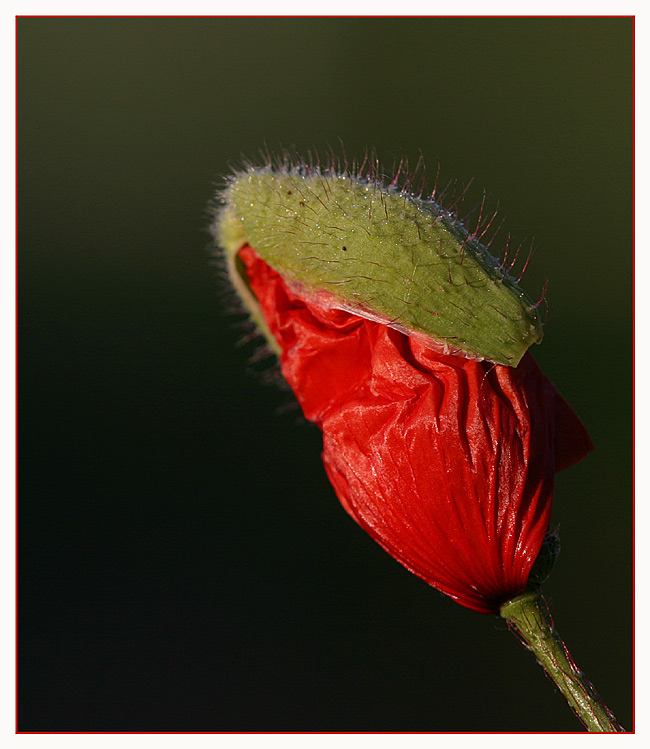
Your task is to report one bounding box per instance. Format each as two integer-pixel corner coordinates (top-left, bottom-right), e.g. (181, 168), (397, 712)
(212, 158), (594, 612)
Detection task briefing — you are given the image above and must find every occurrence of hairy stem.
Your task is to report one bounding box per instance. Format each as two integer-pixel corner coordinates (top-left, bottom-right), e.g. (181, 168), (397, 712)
(500, 590), (624, 732)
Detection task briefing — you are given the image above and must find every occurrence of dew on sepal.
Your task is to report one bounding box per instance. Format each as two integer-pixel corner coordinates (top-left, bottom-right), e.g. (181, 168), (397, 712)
(211, 155), (544, 367)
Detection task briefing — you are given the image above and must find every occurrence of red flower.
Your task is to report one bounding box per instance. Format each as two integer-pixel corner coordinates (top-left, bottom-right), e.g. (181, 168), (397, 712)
(238, 245), (593, 614)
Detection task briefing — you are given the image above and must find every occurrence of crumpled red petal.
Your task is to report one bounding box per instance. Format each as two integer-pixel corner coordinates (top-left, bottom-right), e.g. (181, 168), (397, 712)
(238, 245), (593, 614)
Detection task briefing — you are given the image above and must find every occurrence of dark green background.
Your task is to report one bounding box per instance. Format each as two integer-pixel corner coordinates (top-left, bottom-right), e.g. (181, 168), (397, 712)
(18, 17), (632, 732)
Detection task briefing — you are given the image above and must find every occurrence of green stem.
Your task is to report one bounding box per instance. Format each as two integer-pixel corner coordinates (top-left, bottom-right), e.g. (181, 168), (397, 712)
(500, 590), (624, 732)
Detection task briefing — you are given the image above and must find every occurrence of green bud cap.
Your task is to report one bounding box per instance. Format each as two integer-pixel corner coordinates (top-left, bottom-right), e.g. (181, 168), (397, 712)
(527, 528), (561, 588)
(216, 166), (543, 366)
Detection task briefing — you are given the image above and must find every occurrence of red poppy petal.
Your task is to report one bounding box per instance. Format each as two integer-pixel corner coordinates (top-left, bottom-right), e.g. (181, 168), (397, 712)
(237, 245), (593, 614)
(553, 393), (595, 472)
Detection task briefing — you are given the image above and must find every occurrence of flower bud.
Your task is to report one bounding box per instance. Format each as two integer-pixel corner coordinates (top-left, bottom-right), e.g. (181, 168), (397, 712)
(212, 157), (593, 614)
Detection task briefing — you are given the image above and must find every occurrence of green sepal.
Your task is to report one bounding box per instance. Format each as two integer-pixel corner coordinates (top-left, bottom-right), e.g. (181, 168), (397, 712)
(217, 167), (544, 366)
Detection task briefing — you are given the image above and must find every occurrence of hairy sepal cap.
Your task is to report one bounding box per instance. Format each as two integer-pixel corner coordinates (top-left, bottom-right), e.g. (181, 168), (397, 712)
(217, 167), (543, 367)
(237, 246), (594, 614)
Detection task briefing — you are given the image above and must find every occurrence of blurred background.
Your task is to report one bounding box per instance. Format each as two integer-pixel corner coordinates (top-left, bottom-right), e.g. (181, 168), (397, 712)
(18, 17), (632, 732)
